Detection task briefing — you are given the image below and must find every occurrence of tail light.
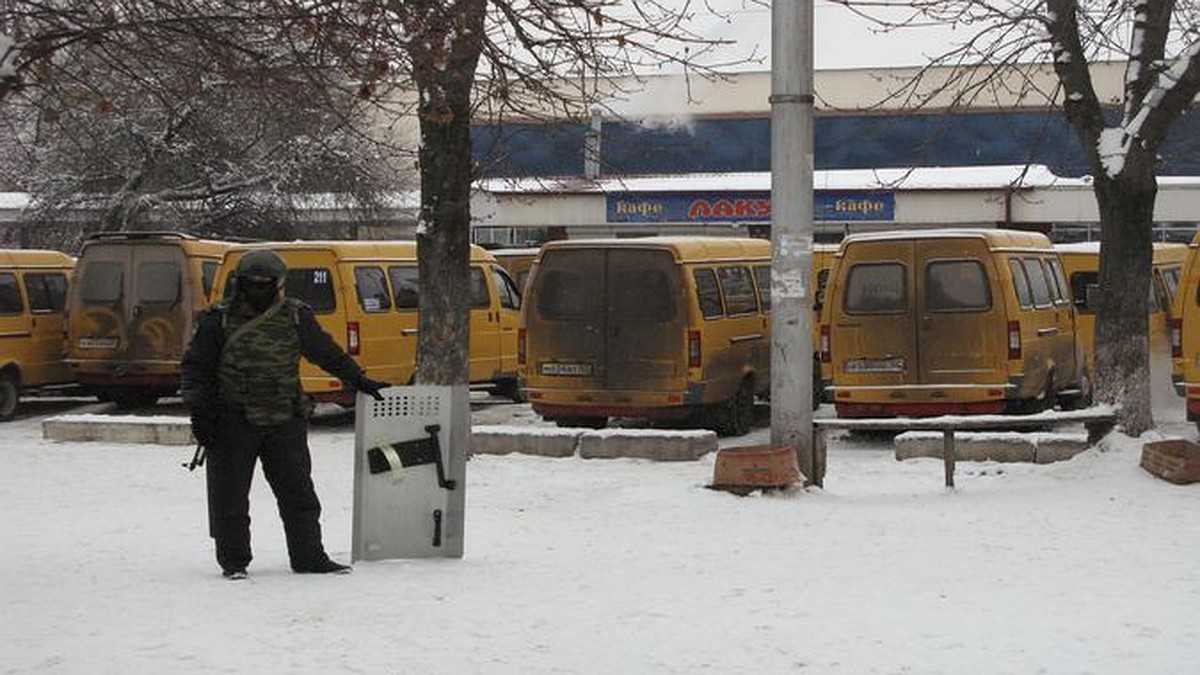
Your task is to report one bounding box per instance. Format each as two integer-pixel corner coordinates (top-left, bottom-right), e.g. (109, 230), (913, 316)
(347, 321), (360, 356)
(687, 330), (702, 368)
(1007, 320), (1021, 360)
(1171, 318), (1183, 359)
(820, 324), (831, 363)
(518, 328), (527, 365)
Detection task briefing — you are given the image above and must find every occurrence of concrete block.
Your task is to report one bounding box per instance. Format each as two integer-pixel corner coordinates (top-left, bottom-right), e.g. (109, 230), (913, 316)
(894, 431), (1035, 463)
(43, 414), (195, 445)
(1032, 434), (1089, 464)
(894, 431), (1090, 464)
(470, 425), (581, 457)
(577, 428), (717, 461)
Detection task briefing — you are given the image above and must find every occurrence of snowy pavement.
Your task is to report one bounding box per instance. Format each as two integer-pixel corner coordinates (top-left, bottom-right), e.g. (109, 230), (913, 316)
(3, 396), (1200, 674)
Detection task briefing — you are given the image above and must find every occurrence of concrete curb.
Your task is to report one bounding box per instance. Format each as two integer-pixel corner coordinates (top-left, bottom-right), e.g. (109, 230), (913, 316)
(470, 426), (581, 458)
(471, 425), (718, 461)
(894, 431), (1090, 464)
(43, 417), (719, 462)
(43, 415), (196, 445)
(577, 429), (717, 461)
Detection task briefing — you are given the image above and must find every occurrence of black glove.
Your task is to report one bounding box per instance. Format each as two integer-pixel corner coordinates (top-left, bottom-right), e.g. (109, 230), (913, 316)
(356, 376), (389, 401)
(190, 411), (218, 448)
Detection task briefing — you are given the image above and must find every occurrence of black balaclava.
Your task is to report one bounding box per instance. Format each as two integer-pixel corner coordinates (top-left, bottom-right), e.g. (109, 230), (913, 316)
(234, 249), (288, 314)
(240, 278), (280, 313)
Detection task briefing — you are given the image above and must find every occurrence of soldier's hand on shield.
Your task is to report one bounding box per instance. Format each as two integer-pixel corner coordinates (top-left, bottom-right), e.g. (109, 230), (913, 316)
(356, 376), (390, 401)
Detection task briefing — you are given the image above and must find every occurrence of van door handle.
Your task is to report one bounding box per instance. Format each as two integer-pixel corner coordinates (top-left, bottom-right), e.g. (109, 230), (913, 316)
(1036, 327), (1058, 336)
(729, 333), (764, 344)
(401, 328), (418, 336)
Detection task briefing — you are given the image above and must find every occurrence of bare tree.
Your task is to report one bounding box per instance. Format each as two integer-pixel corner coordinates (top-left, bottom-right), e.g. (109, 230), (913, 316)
(2, 0), (753, 387)
(831, 0), (1200, 434)
(287, 0), (753, 386)
(0, 2), (413, 247)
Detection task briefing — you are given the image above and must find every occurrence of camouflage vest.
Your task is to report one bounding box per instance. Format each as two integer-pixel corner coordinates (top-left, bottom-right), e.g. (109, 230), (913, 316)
(216, 297), (304, 426)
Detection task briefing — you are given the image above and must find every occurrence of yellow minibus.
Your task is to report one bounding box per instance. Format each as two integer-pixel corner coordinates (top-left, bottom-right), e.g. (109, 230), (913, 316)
(519, 236), (773, 435)
(66, 232), (231, 407)
(1170, 232), (1200, 428)
(1056, 241), (1187, 366)
(0, 249), (75, 419)
(491, 247), (540, 295)
(822, 228), (1090, 417)
(214, 241), (524, 405)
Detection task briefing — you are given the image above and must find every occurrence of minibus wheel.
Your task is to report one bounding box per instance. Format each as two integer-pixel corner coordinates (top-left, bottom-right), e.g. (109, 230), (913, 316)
(1041, 375), (1059, 412)
(554, 416), (608, 430)
(0, 372), (19, 421)
(111, 388), (160, 409)
(494, 377), (526, 403)
(1059, 372), (1092, 411)
(715, 377), (754, 437)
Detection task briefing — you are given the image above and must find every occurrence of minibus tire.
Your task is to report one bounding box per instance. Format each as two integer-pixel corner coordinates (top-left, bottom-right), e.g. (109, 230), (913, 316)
(112, 388), (160, 409)
(1042, 375), (1059, 412)
(495, 377), (525, 403)
(554, 416), (608, 430)
(715, 378), (754, 437)
(0, 372), (19, 421)
(1059, 373), (1092, 411)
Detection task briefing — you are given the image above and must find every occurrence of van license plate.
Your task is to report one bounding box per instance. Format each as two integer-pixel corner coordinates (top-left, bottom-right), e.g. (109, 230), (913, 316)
(541, 362), (593, 377)
(78, 337), (119, 349)
(846, 357), (905, 373)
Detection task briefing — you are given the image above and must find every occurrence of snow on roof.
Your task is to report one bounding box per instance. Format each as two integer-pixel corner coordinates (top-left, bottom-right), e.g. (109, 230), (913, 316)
(0, 192), (29, 209)
(1053, 241), (1102, 253)
(476, 164), (1087, 195)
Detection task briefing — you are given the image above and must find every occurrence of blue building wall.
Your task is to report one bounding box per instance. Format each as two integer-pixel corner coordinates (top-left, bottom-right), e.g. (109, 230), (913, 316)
(472, 109), (1200, 177)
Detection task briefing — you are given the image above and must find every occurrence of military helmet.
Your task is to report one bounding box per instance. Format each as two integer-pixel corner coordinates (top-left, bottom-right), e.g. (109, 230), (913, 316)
(236, 249), (287, 282)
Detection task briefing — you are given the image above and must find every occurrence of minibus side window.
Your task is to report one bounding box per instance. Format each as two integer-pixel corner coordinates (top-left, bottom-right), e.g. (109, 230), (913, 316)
(0, 272), (23, 314)
(753, 265), (772, 312)
(493, 267), (521, 310)
(844, 262), (905, 314)
(1023, 258), (1053, 309)
(718, 266), (758, 316)
(24, 272), (68, 313)
(354, 266), (392, 313)
(388, 266), (419, 310)
(925, 259), (991, 312)
(285, 268), (336, 313)
(1068, 271), (1097, 314)
(80, 261), (123, 305)
(1161, 266), (1180, 307)
(1046, 258), (1070, 306)
(138, 261), (181, 305)
(1146, 274), (1160, 313)
(694, 268), (724, 319)
(813, 268), (830, 313)
(201, 261), (219, 299)
(469, 267), (491, 309)
(1009, 259), (1034, 309)
(611, 267), (674, 321)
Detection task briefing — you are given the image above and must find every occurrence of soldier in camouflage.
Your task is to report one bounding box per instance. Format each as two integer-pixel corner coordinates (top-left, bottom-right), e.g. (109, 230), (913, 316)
(181, 249), (388, 580)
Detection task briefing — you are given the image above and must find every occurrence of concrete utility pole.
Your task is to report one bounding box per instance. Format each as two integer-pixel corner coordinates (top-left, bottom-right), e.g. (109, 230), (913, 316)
(769, 0), (818, 484)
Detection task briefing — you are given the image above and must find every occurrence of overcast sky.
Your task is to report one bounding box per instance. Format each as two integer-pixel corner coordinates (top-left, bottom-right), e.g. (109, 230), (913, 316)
(683, 0), (975, 71)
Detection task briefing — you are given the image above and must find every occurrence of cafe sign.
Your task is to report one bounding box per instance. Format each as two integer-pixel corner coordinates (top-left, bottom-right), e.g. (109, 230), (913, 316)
(606, 191), (894, 223)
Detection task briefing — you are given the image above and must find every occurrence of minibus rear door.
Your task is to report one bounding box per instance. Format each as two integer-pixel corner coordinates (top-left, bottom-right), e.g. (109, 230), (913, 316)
(602, 248), (685, 392)
(126, 244), (187, 361)
(836, 241), (920, 388)
(916, 244), (1006, 387)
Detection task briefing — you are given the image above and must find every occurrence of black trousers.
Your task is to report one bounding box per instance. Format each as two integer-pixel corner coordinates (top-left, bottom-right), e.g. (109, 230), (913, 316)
(205, 412), (327, 571)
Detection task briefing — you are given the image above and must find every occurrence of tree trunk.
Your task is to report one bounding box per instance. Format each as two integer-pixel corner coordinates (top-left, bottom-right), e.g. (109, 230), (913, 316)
(1092, 154), (1157, 435)
(412, 1), (486, 387)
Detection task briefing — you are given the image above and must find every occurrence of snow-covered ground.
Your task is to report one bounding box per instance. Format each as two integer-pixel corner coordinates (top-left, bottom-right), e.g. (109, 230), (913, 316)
(4, 395), (1200, 674)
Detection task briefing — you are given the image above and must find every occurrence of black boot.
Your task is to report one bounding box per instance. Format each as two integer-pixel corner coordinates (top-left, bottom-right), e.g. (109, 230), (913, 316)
(293, 556), (351, 575)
